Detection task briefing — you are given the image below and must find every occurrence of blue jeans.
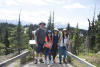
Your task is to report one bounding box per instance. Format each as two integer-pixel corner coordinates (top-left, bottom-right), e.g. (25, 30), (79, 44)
(45, 48), (51, 61)
(59, 46), (67, 61)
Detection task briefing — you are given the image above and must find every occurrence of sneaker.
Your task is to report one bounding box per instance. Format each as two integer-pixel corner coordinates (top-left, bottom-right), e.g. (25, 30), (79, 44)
(59, 60), (62, 64)
(49, 60), (52, 65)
(34, 59), (38, 64)
(63, 59), (67, 64)
(39, 59), (44, 63)
(45, 60), (48, 64)
(59, 62), (62, 64)
(53, 60), (55, 63)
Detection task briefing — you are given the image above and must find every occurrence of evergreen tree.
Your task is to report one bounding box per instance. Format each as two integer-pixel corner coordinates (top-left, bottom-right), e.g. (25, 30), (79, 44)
(28, 24), (39, 40)
(72, 24), (80, 55)
(47, 13), (52, 31)
(95, 13), (100, 51)
(4, 23), (10, 55)
(47, 12), (54, 31)
(67, 23), (70, 35)
(52, 11), (54, 31)
(16, 13), (24, 54)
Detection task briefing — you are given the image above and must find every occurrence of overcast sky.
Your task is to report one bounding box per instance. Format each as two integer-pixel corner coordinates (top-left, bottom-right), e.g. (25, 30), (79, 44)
(0, 0), (100, 30)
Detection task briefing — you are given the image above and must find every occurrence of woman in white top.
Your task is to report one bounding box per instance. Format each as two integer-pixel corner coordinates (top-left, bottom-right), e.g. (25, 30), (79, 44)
(58, 29), (69, 64)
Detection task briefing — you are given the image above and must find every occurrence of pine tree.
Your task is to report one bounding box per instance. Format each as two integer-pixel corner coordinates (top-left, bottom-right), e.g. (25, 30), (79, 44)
(4, 23), (10, 55)
(72, 24), (80, 55)
(47, 12), (52, 31)
(67, 23), (70, 35)
(52, 11), (54, 31)
(95, 13), (100, 51)
(16, 13), (24, 54)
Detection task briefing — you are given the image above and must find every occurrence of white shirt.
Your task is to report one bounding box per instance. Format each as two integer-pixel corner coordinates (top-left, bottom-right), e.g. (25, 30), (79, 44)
(60, 36), (68, 47)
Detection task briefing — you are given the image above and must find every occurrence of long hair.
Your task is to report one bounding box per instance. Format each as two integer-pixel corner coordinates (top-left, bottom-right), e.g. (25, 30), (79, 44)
(53, 30), (59, 37)
(46, 32), (52, 42)
(62, 31), (68, 43)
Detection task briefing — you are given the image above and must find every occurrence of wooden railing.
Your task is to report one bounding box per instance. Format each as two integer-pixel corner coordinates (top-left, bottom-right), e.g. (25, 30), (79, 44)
(0, 51), (30, 67)
(67, 51), (96, 67)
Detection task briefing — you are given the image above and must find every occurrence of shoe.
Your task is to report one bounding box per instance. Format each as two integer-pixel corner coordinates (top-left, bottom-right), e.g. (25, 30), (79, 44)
(45, 60), (48, 64)
(34, 59), (38, 64)
(59, 62), (62, 64)
(49, 60), (52, 65)
(63, 59), (67, 64)
(39, 59), (44, 63)
(59, 60), (62, 64)
(53, 60), (55, 63)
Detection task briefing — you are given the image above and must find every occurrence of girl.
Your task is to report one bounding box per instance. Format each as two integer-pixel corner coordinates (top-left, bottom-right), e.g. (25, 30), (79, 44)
(59, 29), (69, 64)
(51, 28), (59, 63)
(44, 30), (53, 65)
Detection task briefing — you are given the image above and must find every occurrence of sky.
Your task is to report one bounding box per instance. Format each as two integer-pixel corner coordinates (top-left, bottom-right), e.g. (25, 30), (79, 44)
(0, 0), (100, 30)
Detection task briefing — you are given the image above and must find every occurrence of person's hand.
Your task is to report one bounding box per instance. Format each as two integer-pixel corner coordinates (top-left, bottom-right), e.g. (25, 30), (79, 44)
(57, 43), (60, 46)
(35, 43), (38, 47)
(63, 43), (66, 46)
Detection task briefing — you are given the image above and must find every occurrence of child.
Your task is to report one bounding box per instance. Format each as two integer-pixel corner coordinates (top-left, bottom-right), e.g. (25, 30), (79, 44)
(44, 30), (53, 65)
(51, 28), (59, 63)
(58, 29), (69, 64)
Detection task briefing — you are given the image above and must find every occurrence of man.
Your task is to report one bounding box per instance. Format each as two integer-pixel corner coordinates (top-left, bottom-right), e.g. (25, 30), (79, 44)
(34, 21), (46, 64)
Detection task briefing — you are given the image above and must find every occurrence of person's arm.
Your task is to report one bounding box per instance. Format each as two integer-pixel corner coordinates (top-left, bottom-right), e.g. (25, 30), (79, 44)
(66, 35), (70, 45)
(58, 34), (62, 46)
(35, 30), (38, 47)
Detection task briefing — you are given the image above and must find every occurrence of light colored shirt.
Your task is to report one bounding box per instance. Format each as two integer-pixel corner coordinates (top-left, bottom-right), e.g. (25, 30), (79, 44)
(60, 36), (68, 47)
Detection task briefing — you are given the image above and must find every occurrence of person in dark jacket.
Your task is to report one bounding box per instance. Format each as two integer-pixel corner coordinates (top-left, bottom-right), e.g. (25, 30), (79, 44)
(51, 28), (59, 63)
(34, 21), (46, 64)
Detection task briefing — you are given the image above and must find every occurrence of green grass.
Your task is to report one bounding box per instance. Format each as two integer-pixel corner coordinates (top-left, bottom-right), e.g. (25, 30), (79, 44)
(78, 52), (100, 67)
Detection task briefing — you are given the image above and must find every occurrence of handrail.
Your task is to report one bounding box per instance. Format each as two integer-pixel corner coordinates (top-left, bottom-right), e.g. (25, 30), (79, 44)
(0, 51), (30, 67)
(67, 51), (96, 67)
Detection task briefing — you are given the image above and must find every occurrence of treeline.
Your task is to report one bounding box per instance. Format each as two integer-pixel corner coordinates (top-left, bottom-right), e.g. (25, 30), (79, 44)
(71, 12), (100, 55)
(1, 12), (100, 56)
(0, 14), (87, 56)
(0, 19), (39, 55)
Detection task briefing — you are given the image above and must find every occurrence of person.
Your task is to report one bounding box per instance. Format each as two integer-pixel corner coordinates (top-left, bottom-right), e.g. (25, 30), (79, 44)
(44, 30), (53, 65)
(34, 21), (46, 64)
(51, 28), (59, 63)
(58, 29), (69, 64)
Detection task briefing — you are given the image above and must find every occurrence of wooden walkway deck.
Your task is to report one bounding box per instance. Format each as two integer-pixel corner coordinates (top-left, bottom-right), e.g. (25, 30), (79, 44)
(22, 61), (74, 67)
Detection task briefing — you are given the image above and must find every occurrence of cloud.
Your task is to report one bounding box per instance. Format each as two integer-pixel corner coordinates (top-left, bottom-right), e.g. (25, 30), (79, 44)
(21, 10), (49, 23)
(16, 0), (47, 6)
(0, 8), (49, 24)
(0, 9), (19, 20)
(0, 0), (47, 6)
(63, 3), (86, 9)
(0, 0), (3, 7)
(46, 0), (73, 4)
(5, 0), (19, 6)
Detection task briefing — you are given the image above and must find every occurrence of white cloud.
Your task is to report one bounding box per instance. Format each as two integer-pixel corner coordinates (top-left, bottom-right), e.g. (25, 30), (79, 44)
(46, 0), (73, 4)
(0, 0), (3, 7)
(0, 8), (49, 24)
(63, 3), (86, 9)
(5, 0), (19, 6)
(0, 9), (19, 20)
(16, 0), (47, 6)
(21, 10), (49, 23)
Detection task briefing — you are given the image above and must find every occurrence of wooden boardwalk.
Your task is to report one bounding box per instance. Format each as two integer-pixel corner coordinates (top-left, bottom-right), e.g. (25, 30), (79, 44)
(22, 61), (74, 67)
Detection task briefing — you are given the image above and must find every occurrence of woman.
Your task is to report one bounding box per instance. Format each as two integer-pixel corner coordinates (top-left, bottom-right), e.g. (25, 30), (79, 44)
(51, 28), (59, 63)
(58, 29), (69, 64)
(44, 30), (53, 65)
